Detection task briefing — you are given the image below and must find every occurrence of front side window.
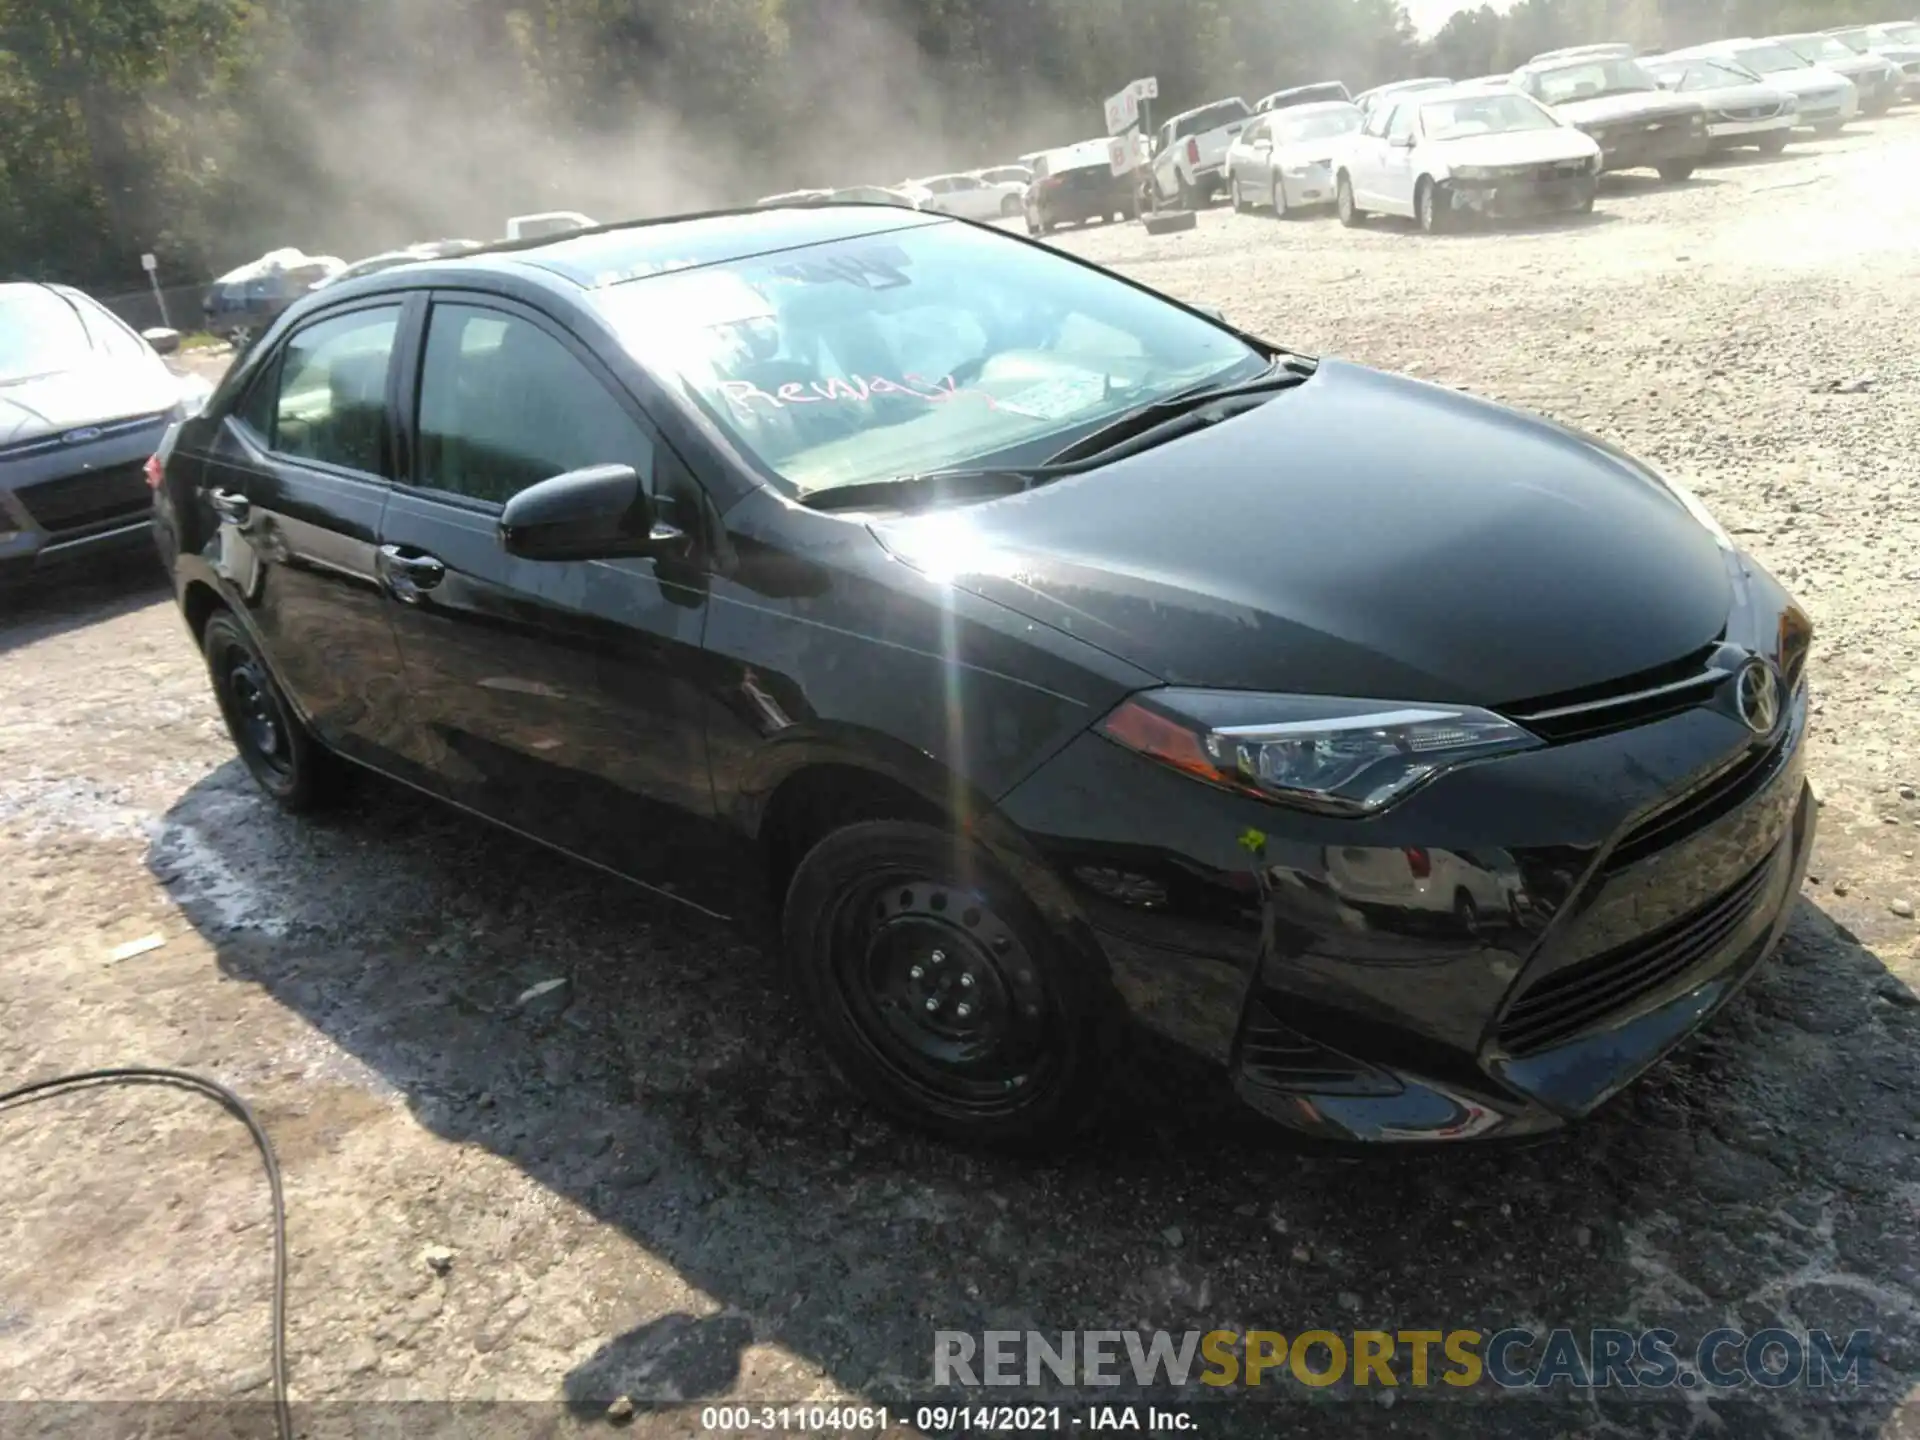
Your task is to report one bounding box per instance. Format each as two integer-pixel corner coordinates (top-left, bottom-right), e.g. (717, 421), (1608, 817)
(415, 303), (654, 506)
(1386, 104), (1416, 143)
(271, 306), (400, 475)
(597, 219), (1262, 498)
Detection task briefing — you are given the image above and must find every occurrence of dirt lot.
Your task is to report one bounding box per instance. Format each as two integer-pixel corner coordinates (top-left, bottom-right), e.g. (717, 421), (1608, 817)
(4, 114), (1919, 1440)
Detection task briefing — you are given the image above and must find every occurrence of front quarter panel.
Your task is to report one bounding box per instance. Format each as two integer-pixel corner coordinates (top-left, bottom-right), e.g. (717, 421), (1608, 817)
(701, 489), (1156, 865)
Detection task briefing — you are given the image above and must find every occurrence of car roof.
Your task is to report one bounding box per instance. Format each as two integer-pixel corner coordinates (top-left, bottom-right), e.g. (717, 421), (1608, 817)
(335, 206), (951, 295)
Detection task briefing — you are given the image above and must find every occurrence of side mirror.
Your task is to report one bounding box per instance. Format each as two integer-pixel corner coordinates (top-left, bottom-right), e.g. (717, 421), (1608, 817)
(143, 326), (181, 356)
(498, 464), (682, 562)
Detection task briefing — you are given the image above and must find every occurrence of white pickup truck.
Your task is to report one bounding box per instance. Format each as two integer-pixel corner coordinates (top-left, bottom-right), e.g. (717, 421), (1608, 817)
(1148, 97), (1253, 207)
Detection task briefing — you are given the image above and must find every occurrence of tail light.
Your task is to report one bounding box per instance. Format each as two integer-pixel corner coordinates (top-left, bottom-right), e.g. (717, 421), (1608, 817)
(1404, 847), (1432, 879)
(143, 453), (165, 489)
(1186, 137), (1201, 165)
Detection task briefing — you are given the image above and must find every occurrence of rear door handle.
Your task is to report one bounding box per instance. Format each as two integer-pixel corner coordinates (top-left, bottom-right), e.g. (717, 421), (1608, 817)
(378, 544), (446, 596)
(208, 488), (251, 524)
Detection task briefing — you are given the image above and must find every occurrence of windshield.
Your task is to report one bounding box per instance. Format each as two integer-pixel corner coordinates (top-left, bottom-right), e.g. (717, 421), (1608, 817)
(1528, 58), (1660, 103)
(1781, 35), (1858, 64)
(1274, 108), (1363, 145)
(1729, 43), (1806, 74)
(0, 286), (99, 383)
(1650, 58), (1755, 89)
(1422, 92), (1559, 139)
(1175, 100), (1251, 138)
(596, 220), (1264, 496)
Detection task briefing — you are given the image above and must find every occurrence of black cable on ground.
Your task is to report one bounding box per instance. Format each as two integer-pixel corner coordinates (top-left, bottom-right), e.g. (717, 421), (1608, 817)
(0, 1067), (292, 1440)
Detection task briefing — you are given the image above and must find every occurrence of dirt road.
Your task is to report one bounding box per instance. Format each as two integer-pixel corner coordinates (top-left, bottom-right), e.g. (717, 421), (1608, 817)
(3, 114), (1918, 1438)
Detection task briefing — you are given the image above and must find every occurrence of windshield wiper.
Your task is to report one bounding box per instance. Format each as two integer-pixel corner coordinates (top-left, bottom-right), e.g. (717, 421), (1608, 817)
(797, 467), (1048, 512)
(1040, 355), (1315, 467)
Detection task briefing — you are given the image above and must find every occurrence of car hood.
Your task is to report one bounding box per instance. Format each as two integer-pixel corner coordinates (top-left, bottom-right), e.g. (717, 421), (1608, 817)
(1430, 128), (1599, 166)
(0, 359), (182, 450)
(869, 359), (1733, 707)
(1690, 82), (1794, 108)
(1758, 65), (1853, 95)
(1821, 53), (1892, 76)
(1552, 91), (1706, 125)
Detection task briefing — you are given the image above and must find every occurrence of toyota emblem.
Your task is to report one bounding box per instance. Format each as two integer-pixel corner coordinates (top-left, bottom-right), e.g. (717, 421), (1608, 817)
(1735, 659), (1780, 738)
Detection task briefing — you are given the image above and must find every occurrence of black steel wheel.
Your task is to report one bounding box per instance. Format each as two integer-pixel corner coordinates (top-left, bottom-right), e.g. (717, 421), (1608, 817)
(782, 820), (1117, 1149)
(1416, 178), (1451, 234)
(203, 610), (340, 812)
(1656, 159), (1696, 183)
(1336, 172), (1367, 228)
(1271, 170), (1290, 219)
(1758, 131), (1790, 155)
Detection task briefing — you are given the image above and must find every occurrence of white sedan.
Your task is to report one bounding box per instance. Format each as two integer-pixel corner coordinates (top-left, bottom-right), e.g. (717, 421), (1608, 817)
(1224, 101), (1364, 216)
(907, 172), (1027, 221)
(1333, 86), (1602, 234)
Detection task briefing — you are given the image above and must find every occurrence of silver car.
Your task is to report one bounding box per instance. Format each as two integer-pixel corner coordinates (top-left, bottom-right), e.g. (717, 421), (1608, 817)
(1825, 22), (1920, 99)
(1, 283), (211, 586)
(1225, 101), (1364, 216)
(1770, 31), (1903, 114)
(1643, 55), (1797, 154)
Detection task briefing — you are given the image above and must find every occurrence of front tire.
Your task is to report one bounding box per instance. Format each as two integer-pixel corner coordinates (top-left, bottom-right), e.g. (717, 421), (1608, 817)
(781, 820), (1116, 1150)
(202, 610), (340, 813)
(1336, 172), (1367, 228)
(1230, 175), (1249, 213)
(1271, 170), (1290, 219)
(1758, 131), (1790, 155)
(1001, 194), (1021, 217)
(1416, 177), (1451, 233)
(1656, 159), (1696, 183)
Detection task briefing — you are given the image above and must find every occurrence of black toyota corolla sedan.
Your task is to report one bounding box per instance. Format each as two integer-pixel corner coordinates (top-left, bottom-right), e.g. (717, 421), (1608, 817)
(150, 205), (1814, 1150)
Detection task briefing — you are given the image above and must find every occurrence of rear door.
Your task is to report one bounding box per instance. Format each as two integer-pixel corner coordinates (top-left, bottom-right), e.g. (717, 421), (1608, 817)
(375, 292), (735, 911)
(1348, 102), (1393, 203)
(192, 297), (416, 769)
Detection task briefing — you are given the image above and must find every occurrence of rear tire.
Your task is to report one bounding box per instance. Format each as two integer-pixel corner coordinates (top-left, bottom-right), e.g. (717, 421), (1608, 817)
(202, 610), (342, 813)
(1336, 172), (1367, 228)
(781, 820), (1117, 1151)
(1655, 159), (1696, 183)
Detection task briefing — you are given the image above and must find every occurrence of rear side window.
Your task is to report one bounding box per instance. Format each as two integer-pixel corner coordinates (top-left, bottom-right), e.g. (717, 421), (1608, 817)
(414, 303), (655, 507)
(270, 306), (401, 476)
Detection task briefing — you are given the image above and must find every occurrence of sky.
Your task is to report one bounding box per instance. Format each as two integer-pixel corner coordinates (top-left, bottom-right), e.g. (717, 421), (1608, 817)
(1403, 0), (1521, 38)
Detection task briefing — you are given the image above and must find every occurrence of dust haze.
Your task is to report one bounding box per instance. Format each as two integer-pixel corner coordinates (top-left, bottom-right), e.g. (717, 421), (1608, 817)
(227, 0), (1106, 266)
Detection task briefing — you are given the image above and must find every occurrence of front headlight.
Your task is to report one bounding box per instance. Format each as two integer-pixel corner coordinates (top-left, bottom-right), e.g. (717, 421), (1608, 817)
(1098, 690), (1542, 817)
(1450, 164), (1496, 180)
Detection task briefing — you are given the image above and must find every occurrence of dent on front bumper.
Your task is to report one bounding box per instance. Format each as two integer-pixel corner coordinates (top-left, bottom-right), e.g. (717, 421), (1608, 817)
(997, 572), (1816, 1146)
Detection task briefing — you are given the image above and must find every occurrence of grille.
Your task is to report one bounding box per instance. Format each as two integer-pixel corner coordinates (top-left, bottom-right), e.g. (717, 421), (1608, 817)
(1716, 103), (1783, 120)
(0, 412), (169, 464)
(1602, 730), (1788, 876)
(1497, 851), (1774, 1055)
(14, 461), (152, 536)
(1238, 998), (1395, 1095)
(1501, 642), (1725, 744)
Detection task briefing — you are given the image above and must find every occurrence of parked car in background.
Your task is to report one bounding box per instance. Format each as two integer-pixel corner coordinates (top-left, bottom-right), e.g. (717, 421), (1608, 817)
(1225, 101), (1363, 216)
(202, 248), (345, 349)
(1025, 140), (1138, 232)
(910, 172), (1027, 220)
(1530, 43), (1637, 64)
(1456, 74), (1519, 91)
(1149, 97), (1254, 206)
(317, 240), (485, 289)
(150, 204), (1816, 1150)
(1662, 40), (1858, 132)
(1511, 55), (1713, 181)
(1335, 86), (1602, 232)
(1826, 22), (1920, 97)
(505, 211), (598, 241)
(1355, 78), (1454, 119)
(757, 189), (833, 207)
(1642, 55), (1796, 154)
(829, 185), (923, 207)
(1768, 32), (1902, 114)
(1, 282), (212, 585)
(1256, 81), (1353, 113)
(975, 165), (1034, 188)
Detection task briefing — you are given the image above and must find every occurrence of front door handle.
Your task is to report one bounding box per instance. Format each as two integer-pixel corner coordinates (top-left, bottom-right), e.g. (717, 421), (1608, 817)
(208, 488), (251, 524)
(378, 544), (447, 597)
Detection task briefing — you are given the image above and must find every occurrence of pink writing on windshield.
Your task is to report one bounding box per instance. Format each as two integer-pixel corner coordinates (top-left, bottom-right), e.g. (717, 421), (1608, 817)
(718, 373), (995, 412)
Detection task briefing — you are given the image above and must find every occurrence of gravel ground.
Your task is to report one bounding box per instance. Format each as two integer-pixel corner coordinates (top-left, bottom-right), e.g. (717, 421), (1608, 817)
(3, 115), (1919, 1439)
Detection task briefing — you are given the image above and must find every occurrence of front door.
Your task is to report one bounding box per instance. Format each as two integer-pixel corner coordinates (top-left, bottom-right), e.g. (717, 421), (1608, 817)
(194, 299), (416, 768)
(1380, 103), (1420, 214)
(375, 294), (738, 914)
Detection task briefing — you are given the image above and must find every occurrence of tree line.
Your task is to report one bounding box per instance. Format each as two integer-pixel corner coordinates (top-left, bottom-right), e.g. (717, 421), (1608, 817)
(0, 0), (1893, 294)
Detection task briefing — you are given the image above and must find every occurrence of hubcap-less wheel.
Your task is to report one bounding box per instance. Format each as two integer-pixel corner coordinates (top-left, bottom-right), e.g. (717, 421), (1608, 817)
(828, 874), (1054, 1111)
(224, 654), (292, 780)
(1337, 175), (1361, 227)
(1272, 172), (1289, 218)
